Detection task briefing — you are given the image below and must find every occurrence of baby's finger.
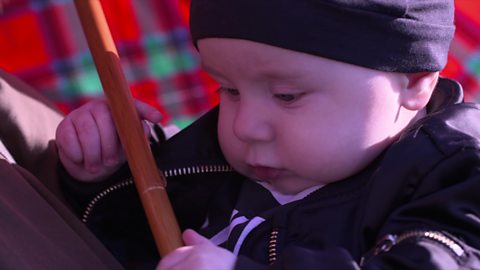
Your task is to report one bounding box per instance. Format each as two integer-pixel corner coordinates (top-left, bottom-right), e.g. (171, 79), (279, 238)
(142, 120), (158, 139)
(56, 118), (83, 163)
(183, 229), (210, 246)
(156, 246), (193, 270)
(134, 99), (162, 123)
(91, 102), (123, 167)
(72, 111), (102, 173)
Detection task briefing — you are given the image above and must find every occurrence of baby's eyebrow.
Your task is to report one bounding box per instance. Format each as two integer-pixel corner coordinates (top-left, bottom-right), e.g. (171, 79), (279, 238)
(259, 68), (310, 84)
(202, 61), (307, 85)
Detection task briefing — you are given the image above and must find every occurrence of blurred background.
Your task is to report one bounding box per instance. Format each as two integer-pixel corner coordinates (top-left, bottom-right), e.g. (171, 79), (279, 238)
(0, 0), (479, 128)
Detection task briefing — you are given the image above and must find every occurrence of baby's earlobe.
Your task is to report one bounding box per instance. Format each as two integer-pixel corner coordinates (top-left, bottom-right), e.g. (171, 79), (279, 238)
(401, 72), (439, 110)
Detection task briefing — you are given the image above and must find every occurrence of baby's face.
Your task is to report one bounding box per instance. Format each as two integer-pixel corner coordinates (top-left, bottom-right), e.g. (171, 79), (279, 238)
(199, 38), (415, 195)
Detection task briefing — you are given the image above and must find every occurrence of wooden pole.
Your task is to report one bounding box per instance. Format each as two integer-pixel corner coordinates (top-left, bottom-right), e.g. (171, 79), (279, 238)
(73, 0), (183, 256)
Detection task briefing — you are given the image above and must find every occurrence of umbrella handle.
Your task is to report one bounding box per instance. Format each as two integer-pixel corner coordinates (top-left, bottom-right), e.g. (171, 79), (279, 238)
(73, 0), (183, 256)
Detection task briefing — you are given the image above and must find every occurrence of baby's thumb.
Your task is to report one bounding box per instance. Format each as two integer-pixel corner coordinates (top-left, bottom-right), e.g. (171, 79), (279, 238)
(182, 229), (209, 246)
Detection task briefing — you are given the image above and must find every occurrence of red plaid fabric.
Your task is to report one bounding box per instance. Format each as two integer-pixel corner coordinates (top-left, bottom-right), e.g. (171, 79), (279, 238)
(0, 1), (478, 129)
(441, 0), (480, 102)
(0, 0), (218, 127)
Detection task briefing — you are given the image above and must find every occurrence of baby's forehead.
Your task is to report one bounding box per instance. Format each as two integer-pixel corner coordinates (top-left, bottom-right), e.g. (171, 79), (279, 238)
(190, 0), (455, 74)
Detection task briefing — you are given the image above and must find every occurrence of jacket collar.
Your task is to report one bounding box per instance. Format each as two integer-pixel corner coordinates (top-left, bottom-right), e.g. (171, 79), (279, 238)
(153, 106), (227, 171)
(427, 77), (464, 113)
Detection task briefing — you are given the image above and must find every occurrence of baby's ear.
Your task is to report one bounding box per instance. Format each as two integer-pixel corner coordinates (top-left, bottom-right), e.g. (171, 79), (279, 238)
(400, 72), (439, 110)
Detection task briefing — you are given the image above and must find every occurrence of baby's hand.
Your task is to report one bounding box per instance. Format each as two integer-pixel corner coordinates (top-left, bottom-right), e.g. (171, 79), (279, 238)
(156, 229), (236, 270)
(55, 99), (162, 182)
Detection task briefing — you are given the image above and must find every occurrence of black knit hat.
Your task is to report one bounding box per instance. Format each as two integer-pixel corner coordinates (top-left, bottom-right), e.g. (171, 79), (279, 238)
(190, 0), (455, 73)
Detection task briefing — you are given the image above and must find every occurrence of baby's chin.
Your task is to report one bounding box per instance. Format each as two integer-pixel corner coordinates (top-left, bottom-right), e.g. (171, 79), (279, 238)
(252, 177), (314, 195)
(236, 164), (318, 194)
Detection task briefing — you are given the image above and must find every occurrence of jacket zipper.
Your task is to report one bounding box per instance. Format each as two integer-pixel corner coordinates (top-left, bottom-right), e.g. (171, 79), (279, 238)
(81, 164), (232, 224)
(268, 228), (279, 265)
(360, 230), (467, 266)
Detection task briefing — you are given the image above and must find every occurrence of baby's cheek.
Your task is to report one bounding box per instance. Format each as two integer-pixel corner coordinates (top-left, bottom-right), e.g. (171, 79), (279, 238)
(219, 141), (250, 176)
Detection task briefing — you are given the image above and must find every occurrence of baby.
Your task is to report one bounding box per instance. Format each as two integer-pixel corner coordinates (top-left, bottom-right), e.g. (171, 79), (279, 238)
(56, 1), (480, 269)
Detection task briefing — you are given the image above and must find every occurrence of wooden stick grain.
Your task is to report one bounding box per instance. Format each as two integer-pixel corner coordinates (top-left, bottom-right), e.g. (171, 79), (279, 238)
(73, 0), (183, 256)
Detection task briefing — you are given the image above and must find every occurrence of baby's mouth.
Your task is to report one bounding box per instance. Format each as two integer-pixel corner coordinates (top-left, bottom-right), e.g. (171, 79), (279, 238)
(251, 166), (281, 182)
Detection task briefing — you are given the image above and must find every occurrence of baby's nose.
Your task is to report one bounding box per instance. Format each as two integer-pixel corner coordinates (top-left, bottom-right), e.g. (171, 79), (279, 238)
(233, 102), (274, 143)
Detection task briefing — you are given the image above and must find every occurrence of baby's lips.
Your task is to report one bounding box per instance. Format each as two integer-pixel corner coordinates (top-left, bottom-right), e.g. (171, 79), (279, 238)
(252, 166), (281, 181)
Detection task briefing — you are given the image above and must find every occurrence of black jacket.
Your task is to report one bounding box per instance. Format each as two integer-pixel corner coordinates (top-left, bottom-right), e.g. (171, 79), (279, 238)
(62, 78), (480, 270)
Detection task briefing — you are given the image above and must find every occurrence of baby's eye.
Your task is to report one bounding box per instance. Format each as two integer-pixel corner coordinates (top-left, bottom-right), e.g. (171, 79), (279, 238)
(218, 87), (240, 102)
(274, 93), (302, 103)
(218, 87), (240, 97)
